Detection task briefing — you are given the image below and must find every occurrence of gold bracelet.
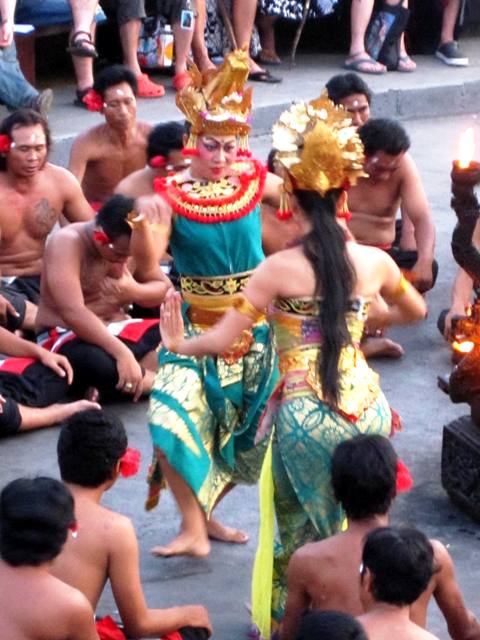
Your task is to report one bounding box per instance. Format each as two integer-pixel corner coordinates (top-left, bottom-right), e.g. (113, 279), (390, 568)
(233, 294), (264, 323)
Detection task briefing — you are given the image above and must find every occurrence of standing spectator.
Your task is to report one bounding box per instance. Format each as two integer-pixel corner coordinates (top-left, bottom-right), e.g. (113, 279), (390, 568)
(0, 0), (53, 115)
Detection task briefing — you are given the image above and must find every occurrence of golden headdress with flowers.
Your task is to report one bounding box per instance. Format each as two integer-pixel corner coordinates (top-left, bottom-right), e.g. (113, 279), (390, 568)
(272, 92), (366, 218)
(176, 48), (253, 156)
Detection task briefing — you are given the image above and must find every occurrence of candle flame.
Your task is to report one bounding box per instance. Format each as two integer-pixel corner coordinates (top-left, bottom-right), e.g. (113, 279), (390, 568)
(452, 340), (474, 354)
(458, 128), (475, 169)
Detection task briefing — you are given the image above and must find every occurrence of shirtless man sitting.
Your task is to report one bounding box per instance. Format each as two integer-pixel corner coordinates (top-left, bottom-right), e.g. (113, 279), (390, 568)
(0, 477), (99, 640)
(36, 194), (172, 402)
(51, 409), (212, 639)
(348, 118), (435, 357)
(280, 435), (480, 640)
(358, 527), (439, 640)
(115, 121), (187, 198)
(68, 65), (152, 208)
(0, 108), (93, 331)
(326, 72), (372, 129)
(349, 119), (436, 292)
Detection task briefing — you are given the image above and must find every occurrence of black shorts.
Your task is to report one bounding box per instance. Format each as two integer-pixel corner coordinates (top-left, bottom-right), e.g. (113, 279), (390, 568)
(0, 359), (70, 437)
(41, 319), (160, 401)
(0, 275), (41, 331)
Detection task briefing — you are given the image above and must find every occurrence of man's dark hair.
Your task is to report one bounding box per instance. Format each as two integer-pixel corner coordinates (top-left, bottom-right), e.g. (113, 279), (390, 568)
(296, 610), (367, 640)
(0, 477), (74, 566)
(326, 72), (372, 105)
(362, 526), (435, 606)
(93, 64), (138, 98)
(58, 409), (128, 488)
(359, 118), (410, 157)
(0, 109), (52, 171)
(147, 121), (185, 161)
(332, 435), (397, 520)
(96, 194), (134, 241)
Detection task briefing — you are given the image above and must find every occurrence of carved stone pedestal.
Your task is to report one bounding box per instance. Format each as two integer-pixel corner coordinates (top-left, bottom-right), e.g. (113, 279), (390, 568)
(442, 415), (480, 522)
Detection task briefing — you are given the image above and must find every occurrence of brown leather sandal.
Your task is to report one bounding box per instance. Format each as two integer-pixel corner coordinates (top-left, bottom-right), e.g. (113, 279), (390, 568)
(67, 30), (98, 58)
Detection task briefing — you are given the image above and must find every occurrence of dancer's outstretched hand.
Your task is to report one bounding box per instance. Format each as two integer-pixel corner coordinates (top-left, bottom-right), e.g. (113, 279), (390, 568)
(160, 289), (185, 353)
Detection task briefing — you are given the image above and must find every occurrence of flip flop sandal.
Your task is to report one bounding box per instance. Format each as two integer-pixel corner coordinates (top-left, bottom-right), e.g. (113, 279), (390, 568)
(67, 30), (98, 58)
(137, 73), (165, 98)
(397, 54), (416, 73)
(248, 70), (282, 83)
(343, 55), (386, 75)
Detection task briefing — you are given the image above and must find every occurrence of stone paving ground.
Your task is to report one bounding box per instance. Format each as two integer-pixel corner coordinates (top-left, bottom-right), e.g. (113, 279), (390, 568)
(1, 38), (480, 639)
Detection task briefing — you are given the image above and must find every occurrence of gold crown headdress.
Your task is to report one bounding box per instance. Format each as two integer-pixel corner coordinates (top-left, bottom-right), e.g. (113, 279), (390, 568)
(176, 48), (253, 156)
(272, 92), (366, 218)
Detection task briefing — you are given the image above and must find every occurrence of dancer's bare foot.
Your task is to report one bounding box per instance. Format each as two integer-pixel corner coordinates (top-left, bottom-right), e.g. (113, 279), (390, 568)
(361, 337), (404, 359)
(207, 517), (249, 544)
(151, 531), (211, 558)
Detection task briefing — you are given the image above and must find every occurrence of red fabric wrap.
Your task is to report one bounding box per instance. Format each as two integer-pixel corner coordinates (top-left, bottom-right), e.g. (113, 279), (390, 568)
(117, 318), (159, 342)
(161, 632), (183, 640)
(95, 617), (126, 640)
(0, 357), (36, 374)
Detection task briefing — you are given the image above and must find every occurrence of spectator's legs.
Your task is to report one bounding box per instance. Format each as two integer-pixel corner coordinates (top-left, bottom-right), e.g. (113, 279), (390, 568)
(171, 21), (194, 78)
(389, 0), (416, 71)
(231, 0), (265, 74)
(346, 0), (386, 73)
(116, 0), (164, 97)
(441, 0), (461, 42)
(0, 40), (38, 110)
(256, 14), (281, 64)
(118, 19), (142, 75)
(68, 0), (98, 55)
(191, 0), (215, 72)
(436, 0), (468, 65)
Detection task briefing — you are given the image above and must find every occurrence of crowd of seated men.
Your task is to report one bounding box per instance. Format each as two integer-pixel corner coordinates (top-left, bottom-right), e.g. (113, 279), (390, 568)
(0, 38), (474, 636)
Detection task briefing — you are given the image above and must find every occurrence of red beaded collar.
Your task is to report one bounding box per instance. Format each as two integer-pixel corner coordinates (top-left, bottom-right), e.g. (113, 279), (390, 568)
(153, 158), (266, 224)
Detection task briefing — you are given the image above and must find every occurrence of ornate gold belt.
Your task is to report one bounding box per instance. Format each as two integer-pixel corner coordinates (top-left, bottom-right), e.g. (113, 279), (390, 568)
(180, 270), (253, 297)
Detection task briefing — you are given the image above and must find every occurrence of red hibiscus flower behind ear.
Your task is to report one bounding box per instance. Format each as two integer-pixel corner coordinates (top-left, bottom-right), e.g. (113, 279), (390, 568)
(396, 459), (413, 493)
(83, 89), (103, 112)
(119, 447), (141, 478)
(149, 155), (166, 168)
(93, 229), (110, 245)
(0, 134), (11, 153)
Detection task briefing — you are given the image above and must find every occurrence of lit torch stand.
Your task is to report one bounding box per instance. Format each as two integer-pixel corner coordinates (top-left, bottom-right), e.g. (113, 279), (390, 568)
(441, 160), (480, 521)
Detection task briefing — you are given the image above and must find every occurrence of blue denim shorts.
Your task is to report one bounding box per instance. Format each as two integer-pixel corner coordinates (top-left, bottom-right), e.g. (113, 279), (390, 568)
(15, 0), (106, 27)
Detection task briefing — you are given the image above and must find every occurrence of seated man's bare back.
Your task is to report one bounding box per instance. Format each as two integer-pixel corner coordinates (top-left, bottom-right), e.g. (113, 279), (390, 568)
(51, 410), (212, 639)
(0, 477), (98, 640)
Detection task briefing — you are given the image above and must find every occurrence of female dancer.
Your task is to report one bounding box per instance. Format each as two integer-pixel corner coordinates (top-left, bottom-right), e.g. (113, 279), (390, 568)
(158, 94), (427, 624)
(140, 49), (282, 558)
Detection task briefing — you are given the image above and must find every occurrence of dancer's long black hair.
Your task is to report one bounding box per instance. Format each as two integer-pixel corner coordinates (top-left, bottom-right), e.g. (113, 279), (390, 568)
(296, 188), (356, 406)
